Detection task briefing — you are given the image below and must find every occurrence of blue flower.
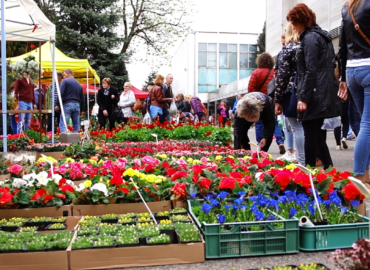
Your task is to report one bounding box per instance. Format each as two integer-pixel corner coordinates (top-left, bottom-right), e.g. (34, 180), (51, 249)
(234, 198), (243, 206)
(308, 202), (316, 215)
(324, 200), (331, 210)
(254, 211), (265, 221)
(231, 204), (239, 215)
(330, 196), (342, 207)
(217, 214), (226, 224)
(224, 205), (232, 212)
(267, 214), (275, 220)
(240, 204), (248, 211)
(237, 191), (246, 199)
(289, 208), (298, 219)
(201, 203), (212, 214)
(250, 205), (258, 213)
(189, 193), (197, 200)
(341, 206), (348, 214)
(351, 200), (360, 209)
(203, 194), (213, 202)
(217, 191), (229, 201)
(210, 199), (220, 208)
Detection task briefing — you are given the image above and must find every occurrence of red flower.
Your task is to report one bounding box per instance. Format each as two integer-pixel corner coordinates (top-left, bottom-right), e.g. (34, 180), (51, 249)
(171, 171), (188, 181)
(315, 173), (328, 183)
(294, 173), (311, 188)
(0, 192), (13, 206)
(13, 189), (20, 195)
(117, 188), (130, 194)
(110, 175), (123, 186)
(57, 193), (66, 200)
(219, 178), (236, 190)
(275, 160), (284, 167)
(171, 183), (187, 199)
(58, 178), (66, 187)
(31, 189), (47, 201)
(230, 172), (243, 178)
(61, 184), (74, 194)
(274, 171), (291, 191)
(249, 158), (259, 165)
(199, 178), (212, 189)
(205, 131), (212, 136)
(165, 168), (177, 177)
(192, 175), (199, 184)
(161, 162), (170, 169)
(342, 183), (365, 201)
(43, 195), (53, 204)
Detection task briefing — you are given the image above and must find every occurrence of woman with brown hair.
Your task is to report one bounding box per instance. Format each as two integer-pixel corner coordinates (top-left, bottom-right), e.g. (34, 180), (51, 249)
(287, 3), (341, 169)
(148, 75), (173, 123)
(338, 0), (370, 187)
(97, 78), (119, 130)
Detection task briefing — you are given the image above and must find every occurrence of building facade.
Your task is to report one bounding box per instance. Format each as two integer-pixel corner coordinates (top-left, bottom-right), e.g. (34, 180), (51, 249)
(266, 0), (344, 57)
(171, 31), (258, 104)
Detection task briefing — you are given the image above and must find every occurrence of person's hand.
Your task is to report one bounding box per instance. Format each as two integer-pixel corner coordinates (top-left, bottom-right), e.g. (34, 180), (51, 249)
(338, 82), (348, 101)
(33, 104), (37, 109)
(297, 101), (307, 111)
(15, 105), (18, 110)
(103, 110), (108, 116)
(275, 103), (282, 115)
(111, 95), (115, 99)
(259, 138), (266, 149)
(55, 106), (59, 112)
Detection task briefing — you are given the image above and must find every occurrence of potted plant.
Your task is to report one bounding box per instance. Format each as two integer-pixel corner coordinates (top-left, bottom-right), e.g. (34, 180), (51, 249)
(139, 227), (159, 245)
(119, 213), (136, 219)
(49, 217), (66, 223)
(94, 235), (115, 248)
(25, 240), (46, 251)
(299, 264), (330, 270)
(137, 221), (155, 230)
(1, 220), (24, 232)
(35, 233), (53, 242)
(0, 154), (11, 180)
(170, 208), (187, 215)
(155, 210), (170, 221)
(0, 240), (23, 253)
(271, 266), (299, 270)
(46, 223), (67, 230)
(101, 213), (118, 223)
(17, 226), (38, 233)
(25, 216), (51, 230)
(147, 234), (171, 245)
(53, 231), (73, 241)
(157, 219), (175, 230)
(99, 223), (118, 235)
(137, 212), (153, 223)
(116, 231), (139, 247)
(72, 236), (95, 250)
(176, 230), (201, 243)
(16, 231), (37, 241)
(79, 219), (100, 229)
(78, 227), (97, 236)
(171, 214), (191, 223)
(49, 238), (71, 250)
(118, 216), (136, 225)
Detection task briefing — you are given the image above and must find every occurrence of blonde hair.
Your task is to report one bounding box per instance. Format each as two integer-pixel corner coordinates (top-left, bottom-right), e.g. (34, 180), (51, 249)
(236, 94), (264, 118)
(285, 23), (299, 45)
(102, 78), (111, 85)
(124, 82), (132, 89)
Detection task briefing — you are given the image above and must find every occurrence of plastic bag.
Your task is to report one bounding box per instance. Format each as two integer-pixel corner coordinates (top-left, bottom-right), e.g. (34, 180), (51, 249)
(168, 100), (177, 115)
(91, 103), (99, 116)
(143, 112), (152, 124)
(321, 116), (341, 130)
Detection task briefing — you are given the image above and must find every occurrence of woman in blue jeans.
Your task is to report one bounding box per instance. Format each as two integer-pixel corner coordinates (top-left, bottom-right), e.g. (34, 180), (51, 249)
(338, 0), (370, 187)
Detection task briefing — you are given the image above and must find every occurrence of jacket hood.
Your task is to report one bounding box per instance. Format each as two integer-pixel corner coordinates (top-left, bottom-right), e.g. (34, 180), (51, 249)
(302, 25), (332, 43)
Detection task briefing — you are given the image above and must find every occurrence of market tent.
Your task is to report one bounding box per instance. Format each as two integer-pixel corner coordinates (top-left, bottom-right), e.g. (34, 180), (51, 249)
(0, 0), (55, 41)
(132, 86), (149, 100)
(8, 41), (100, 84)
(81, 84), (99, 95)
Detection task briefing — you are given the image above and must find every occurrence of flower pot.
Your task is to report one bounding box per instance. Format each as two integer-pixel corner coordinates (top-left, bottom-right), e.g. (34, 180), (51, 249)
(116, 242), (139, 248)
(176, 233), (201, 244)
(1, 225), (20, 232)
(0, 173), (10, 181)
(146, 237), (171, 245)
(154, 213), (170, 222)
(24, 221), (46, 230)
(45, 223), (67, 230)
(299, 263), (331, 270)
(138, 237), (147, 246)
(16, 226), (39, 232)
(100, 218), (118, 224)
(160, 229), (178, 244)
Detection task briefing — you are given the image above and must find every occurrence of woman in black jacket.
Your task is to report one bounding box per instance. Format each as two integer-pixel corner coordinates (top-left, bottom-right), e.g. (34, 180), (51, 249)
(338, 0), (370, 187)
(97, 78), (119, 130)
(287, 3), (341, 169)
(234, 92), (274, 152)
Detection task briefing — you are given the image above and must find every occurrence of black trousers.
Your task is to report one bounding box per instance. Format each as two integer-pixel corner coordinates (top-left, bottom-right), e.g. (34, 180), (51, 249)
(98, 113), (116, 130)
(47, 111), (60, 132)
(302, 118), (333, 169)
(234, 117), (272, 152)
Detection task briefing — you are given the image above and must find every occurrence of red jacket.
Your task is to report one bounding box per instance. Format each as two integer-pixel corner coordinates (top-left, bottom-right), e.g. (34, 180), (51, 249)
(14, 78), (35, 103)
(248, 68), (273, 95)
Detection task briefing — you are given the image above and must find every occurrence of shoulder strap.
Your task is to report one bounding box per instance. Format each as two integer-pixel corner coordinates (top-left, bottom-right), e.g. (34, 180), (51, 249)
(258, 68), (272, 92)
(349, 7), (370, 46)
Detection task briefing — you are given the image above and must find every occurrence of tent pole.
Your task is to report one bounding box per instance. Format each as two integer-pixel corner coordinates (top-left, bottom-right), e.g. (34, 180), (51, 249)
(1, 0), (7, 153)
(51, 41), (55, 144)
(86, 67), (89, 121)
(38, 41), (42, 143)
(94, 79), (96, 103)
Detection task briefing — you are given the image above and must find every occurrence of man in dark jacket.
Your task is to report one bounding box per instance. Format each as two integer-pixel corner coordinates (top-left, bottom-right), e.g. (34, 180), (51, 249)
(55, 69), (84, 132)
(162, 74), (174, 121)
(234, 92), (275, 152)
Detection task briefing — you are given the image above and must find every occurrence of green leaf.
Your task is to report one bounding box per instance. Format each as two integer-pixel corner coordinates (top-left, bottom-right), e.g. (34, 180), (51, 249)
(16, 190), (30, 205)
(66, 190), (76, 200)
(92, 195), (99, 203)
(53, 197), (63, 208)
(317, 178), (331, 194)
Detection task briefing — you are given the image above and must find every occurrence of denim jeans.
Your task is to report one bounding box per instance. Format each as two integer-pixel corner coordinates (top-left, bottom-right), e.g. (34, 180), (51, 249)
(348, 92), (361, 137)
(255, 117), (284, 145)
(286, 117), (305, 165)
(347, 65), (370, 175)
(59, 102), (81, 133)
(281, 115), (294, 150)
(10, 115), (17, 134)
(17, 101), (32, 134)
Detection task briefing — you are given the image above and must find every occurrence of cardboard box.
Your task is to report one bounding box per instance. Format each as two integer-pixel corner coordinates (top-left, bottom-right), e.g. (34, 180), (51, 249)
(0, 250), (68, 270)
(68, 241), (205, 270)
(72, 201), (172, 216)
(172, 200), (188, 209)
(0, 173), (10, 181)
(0, 205), (72, 219)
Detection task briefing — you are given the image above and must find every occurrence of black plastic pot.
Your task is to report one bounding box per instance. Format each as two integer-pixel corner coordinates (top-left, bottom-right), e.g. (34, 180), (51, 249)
(146, 237), (171, 245)
(24, 221), (46, 230)
(1, 226), (20, 232)
(160, 230), (178, 244)
(45, 223), (67, 230)
(100, 218), (118, 224)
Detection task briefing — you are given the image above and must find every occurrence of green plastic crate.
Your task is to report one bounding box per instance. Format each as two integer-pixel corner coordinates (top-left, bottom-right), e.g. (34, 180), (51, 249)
(188, 200), (299, 259)
(299, 215), (369, 251)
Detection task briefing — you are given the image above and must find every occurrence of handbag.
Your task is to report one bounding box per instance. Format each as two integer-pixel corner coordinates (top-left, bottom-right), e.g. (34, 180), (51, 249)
(283, 75), (298, 117)
(112, 105), (123, 119)
(267, 77), (276, 97)
(322, 116), (341, 130)
(131, 98), (143, 112)
(169, 100), (178, 115)
(201, 103), (207, 114)
(349, 6), (370, 46)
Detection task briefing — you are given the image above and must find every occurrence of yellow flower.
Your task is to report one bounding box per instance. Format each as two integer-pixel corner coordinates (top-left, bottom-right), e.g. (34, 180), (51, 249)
(98, 177), (103, 183)
(187, 158), (193, 163)
(192, 159), (201, 164)
(156, 154), (167, 159)
(98, 159), (104, 165)
(83, 180), (92, 188)
(64, 157), (75, 163)
(285, 164), (296, 170)
(227, 155), (234, 159)
(180, 156), (185, 160)
(89, 159), (97, 164)
(37, 156), (58, 164)
(215, 155), (222, 161)
(123, 168), (139, 177)
(145, 174), (155, 183)
(243, 156), (250, 160)
(154, 176), (166, 183)
(106, 180), (110, 186)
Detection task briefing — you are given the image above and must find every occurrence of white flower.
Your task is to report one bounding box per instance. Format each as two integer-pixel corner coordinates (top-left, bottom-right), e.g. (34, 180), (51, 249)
(36, 171), (49, 186)
(23, 173), (37, 181)
(90, 183), (108, 197)
(76, 183), (85, 192)
(52, 174), (63, 185)
(12, 178), (28, 188)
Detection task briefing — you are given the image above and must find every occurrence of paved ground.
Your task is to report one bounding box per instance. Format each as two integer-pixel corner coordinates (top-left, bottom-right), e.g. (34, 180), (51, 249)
(120, 130), (358, 270)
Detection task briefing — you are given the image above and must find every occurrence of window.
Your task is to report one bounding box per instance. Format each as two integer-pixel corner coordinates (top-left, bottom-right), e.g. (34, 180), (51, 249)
(198, 43), (217, 93)
(239, 44), (258, 79)
(219, 43), (238, 85)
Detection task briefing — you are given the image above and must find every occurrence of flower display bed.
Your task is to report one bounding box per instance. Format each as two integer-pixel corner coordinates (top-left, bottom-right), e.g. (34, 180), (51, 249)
(188, 200), (299, 259)
(0, 205), (72, 219)
(299, 215), (369, 251)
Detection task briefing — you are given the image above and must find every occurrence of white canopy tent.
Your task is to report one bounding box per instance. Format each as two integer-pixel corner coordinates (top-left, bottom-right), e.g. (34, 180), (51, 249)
(1, 0), (56, 151)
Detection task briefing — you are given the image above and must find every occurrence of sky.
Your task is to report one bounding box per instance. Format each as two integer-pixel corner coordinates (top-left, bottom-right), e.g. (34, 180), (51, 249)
(126, 0), (266, 89)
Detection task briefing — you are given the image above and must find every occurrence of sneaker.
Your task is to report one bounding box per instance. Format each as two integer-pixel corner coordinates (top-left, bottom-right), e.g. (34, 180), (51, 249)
(279, 144), (286, 154)
(277, 151), (297, 163)
(347, 132), (356, 140)
(341, 137), (348, 149)
(336, 145), (341, 150)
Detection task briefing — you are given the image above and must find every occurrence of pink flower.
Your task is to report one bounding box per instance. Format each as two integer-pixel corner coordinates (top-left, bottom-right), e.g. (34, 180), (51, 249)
(8, 164), (23, 175)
